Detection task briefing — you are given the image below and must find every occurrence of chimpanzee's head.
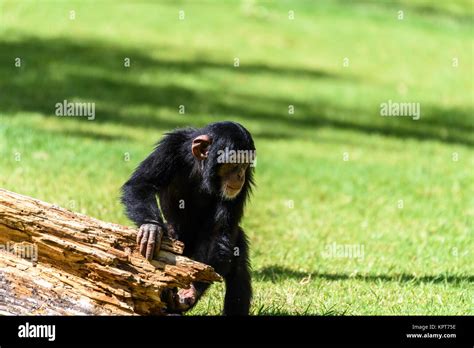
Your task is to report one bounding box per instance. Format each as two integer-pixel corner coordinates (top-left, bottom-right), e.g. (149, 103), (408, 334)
(191, 121), (256, 200)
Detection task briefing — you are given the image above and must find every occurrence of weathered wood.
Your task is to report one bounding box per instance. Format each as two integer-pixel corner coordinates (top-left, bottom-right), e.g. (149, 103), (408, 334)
(0, 188), (221, 315)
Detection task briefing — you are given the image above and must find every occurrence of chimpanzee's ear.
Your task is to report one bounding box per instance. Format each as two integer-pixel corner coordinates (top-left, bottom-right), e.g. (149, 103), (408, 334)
(191, 135), (213, 160)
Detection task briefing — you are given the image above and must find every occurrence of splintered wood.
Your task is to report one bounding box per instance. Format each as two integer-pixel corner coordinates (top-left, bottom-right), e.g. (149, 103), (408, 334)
(0, 188), (221, 315)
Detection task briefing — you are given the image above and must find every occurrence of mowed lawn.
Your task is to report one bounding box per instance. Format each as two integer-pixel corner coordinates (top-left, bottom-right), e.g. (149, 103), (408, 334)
(0, 0), (472, 315)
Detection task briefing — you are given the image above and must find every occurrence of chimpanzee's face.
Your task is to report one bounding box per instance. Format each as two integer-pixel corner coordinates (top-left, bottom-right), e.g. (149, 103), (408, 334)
(191, 122), (255, 200)
(217, 163), (249, 200)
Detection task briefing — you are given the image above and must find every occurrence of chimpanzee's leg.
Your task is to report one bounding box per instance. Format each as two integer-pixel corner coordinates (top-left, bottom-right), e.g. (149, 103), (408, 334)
(223, 228), (252, 315)
(167, 229), (251, 315)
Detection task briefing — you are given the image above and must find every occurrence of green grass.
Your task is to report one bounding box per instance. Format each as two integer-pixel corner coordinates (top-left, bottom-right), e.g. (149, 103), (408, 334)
(0, 0), (472, 315)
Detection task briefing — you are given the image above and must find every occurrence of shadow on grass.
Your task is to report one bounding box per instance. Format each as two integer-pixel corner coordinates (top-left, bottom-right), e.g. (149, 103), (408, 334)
(39, 127), (135, 142)
(254, 265), (474, 285)
(0, 35), (472, 146)
(355, 0), (474, 22)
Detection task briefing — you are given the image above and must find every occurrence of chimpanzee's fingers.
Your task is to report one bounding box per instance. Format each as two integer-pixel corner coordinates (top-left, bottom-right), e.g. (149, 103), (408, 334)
(139, 228), (149, 257)
(145, 228), (157, 260)
(136, 226), (144, 245)
(155, 227), (163, 256)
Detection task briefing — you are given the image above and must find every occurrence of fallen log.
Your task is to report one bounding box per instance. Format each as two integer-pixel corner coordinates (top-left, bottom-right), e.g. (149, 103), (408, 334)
(0, 188), (221, 315)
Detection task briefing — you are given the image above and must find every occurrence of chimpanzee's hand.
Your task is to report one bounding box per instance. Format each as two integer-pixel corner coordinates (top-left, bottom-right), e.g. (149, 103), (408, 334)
(137, 223), (164, 260)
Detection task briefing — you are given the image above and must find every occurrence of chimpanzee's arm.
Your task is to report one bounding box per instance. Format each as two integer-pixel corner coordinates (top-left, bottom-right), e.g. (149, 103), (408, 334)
(121, 132), (190, 259)
(121, 153), (166, 227)
(121, 131), (191, 226)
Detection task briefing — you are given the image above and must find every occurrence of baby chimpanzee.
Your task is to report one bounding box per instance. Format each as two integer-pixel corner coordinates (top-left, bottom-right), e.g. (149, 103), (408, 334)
(122, 121), (256, 315)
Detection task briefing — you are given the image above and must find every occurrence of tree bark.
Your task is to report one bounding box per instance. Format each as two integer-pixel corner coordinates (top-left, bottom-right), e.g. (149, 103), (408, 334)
(0, 188), (221, 315)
